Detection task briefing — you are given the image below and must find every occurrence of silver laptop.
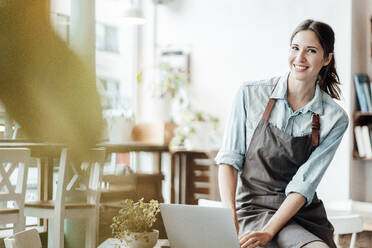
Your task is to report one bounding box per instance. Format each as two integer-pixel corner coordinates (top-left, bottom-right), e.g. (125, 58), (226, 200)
(160, 203), (240, 248)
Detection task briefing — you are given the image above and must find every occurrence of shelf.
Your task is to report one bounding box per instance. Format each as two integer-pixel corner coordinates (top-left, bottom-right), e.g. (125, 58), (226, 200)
(353, 150), (372, 161)
(354, 111), (372, 119)
(353, 112), (372, 127)
(353, 156), (372, 161)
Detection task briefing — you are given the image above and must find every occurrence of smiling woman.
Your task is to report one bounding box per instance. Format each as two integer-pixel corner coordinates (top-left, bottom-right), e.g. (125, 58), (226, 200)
(216, 19), (349, 248)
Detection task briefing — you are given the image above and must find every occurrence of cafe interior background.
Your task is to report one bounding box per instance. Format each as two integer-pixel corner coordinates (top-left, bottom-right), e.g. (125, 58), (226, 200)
(2, 0), (372, 247)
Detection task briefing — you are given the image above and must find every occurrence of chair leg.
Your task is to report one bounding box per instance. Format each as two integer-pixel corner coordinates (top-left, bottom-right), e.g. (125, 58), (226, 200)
(350, 233), (357, 248)
(85, 217), (96, 248)
(334, 234), (339, 247)
(54, 217), (64, 248)
(14, 214), (25, 233)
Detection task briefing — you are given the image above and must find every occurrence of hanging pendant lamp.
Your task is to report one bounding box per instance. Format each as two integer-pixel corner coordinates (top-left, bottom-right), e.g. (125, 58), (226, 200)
(122, 0), (146, 25)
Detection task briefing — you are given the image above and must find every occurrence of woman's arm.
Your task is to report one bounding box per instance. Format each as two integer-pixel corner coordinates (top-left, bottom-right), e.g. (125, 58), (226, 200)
(239, 192), (306, 248)
(263, 192), (306, 234)
(218, 164), (239, 233)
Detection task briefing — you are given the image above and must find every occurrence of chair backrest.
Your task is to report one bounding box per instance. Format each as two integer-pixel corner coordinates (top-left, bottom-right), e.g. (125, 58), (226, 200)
(0, 148), (30, 210)
(4, 228), (41, 248)
(180, 151), (218, 204)
(55, 148), (105, 206)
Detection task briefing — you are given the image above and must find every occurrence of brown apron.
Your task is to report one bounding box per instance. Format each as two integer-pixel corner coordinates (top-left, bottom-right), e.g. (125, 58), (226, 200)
(236, 94), (336, 248)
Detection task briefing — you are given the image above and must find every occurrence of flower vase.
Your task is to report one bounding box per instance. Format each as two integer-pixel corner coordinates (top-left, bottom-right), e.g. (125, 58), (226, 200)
(123, 230), (159, 248)
(108, 116), (134, 143)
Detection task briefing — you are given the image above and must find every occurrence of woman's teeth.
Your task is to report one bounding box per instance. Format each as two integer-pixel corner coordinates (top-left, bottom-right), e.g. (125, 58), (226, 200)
(294, 65), (307, 70)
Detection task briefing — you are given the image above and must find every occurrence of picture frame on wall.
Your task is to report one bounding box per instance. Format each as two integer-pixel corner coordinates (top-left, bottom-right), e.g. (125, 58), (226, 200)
(159, 47), (191, 77)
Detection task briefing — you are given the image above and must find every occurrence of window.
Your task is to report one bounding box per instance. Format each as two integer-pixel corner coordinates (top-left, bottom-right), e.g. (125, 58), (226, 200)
(96, 0), (138, 115)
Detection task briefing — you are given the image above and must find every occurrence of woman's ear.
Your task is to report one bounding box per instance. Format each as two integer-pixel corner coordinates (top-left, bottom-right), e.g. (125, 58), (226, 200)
(324, 53), (333, 66)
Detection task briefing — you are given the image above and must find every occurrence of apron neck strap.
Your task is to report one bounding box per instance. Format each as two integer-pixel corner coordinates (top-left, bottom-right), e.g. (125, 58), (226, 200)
(312, 114), (320, 147)
(262, 98), (276, 121)
(262, 99), (320, 148)
(262, 81), (280, 121)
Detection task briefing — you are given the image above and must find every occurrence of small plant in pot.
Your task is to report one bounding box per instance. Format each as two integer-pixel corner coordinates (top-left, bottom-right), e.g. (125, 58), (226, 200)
(111, 198), (160, 248)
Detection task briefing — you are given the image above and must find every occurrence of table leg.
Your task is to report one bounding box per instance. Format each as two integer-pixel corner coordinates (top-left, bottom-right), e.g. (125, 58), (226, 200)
(37, 158), (47, 229)
(179, 153), (184, 204)
(170, 153), (175, 204)
(37, 158), (45, 202)
(37, 157), (54, 230)
(186, 153), (193, 204)
(46, 157), (54, 200)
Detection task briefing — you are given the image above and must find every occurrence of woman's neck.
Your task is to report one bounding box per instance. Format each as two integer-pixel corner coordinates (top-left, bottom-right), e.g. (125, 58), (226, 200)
(287, 73), (316, 112)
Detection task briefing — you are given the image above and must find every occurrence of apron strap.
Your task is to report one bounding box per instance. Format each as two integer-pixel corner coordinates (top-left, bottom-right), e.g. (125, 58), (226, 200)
(262, 98), (276, 121)
(262, 80), (280, 121)
(312, 114), (320, 147)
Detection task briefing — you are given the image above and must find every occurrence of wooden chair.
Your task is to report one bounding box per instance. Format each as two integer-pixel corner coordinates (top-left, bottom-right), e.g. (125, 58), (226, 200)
(171, 151), (219, 204)
(0, 148), (30, 233)
(24, 148), (105, 248)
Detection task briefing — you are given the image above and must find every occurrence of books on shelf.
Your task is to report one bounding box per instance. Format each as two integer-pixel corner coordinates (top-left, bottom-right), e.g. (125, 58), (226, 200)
(354, 125), (372, 159)
(362, 126), (372, 158)
(353, 74), (372, 112)
(355, 126), (365, 157)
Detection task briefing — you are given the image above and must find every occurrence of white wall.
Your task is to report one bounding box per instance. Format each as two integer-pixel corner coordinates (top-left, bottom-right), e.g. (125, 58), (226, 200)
(142, 0), (353, 202)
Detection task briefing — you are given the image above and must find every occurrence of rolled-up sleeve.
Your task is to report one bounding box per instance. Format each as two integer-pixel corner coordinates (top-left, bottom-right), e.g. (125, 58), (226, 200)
(285, 112), (349, 206)
(215, 85), (247, 172)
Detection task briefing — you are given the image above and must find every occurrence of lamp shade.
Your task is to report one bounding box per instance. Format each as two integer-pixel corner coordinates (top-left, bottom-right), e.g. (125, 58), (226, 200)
(122, 7), (146, 25)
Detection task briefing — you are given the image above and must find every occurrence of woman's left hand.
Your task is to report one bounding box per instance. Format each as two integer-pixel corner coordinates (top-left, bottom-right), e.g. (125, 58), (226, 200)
(239, 230), (274, 248)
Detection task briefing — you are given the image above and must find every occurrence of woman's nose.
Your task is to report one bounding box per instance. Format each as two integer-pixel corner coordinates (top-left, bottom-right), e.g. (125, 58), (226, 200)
(295, 50), (306, 62)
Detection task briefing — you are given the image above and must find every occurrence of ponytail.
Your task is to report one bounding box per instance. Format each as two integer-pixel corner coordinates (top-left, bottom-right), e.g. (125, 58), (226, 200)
(318, 56), (341, 100)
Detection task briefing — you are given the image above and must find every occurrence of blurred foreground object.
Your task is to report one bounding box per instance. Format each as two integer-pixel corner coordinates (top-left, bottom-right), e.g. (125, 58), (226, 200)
(0, 1), (103, 150)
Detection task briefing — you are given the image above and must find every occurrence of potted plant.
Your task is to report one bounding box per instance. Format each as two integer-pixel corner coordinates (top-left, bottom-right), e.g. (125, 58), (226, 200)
(154, 63), (189, 102)
(111, 198), (160, 248)
(137, 63), (189, 122)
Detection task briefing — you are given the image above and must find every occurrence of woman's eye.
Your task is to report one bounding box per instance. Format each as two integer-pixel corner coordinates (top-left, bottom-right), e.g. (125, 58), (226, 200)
(308, 49), (317, 54)
(291, 46), (299, 51)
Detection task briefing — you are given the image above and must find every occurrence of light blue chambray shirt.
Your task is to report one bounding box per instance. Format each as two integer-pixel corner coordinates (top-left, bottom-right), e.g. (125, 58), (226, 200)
(215, 73), (349, 206)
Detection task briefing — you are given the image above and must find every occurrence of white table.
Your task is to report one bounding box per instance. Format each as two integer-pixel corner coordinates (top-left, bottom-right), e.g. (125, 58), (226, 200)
(98, 238), (170, 248)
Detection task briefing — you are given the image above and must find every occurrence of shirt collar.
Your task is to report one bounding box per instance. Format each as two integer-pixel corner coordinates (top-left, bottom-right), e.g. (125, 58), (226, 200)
(270, 72), (289, 100)
(270, 72), (324, 115)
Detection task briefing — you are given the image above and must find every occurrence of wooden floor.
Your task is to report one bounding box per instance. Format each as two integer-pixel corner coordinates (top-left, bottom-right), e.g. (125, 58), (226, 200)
(338, 232), (372, 248)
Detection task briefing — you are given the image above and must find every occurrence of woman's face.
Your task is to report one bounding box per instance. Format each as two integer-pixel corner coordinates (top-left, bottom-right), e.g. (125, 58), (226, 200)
(288, 30), (332, 83)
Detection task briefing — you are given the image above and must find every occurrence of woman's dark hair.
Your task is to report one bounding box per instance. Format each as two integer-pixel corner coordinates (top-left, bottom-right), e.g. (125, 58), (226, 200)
(290, 19), (341, 100)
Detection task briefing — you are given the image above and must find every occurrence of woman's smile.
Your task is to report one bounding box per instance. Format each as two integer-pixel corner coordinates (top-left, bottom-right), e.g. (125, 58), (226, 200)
(293, 64), (309, 72)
